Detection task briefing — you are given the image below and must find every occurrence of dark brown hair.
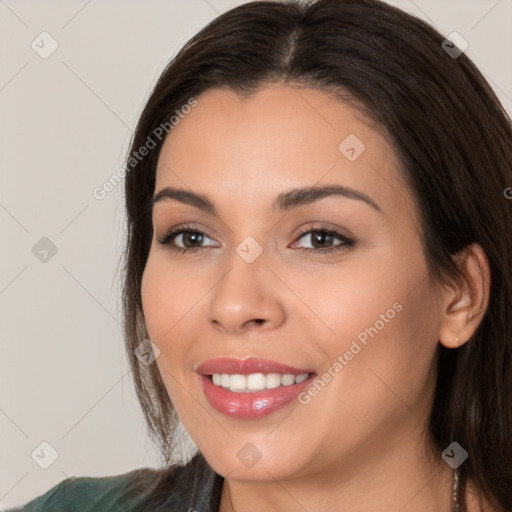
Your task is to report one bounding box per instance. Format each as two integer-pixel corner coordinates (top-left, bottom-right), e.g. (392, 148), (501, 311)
(121, 0), (512, 509)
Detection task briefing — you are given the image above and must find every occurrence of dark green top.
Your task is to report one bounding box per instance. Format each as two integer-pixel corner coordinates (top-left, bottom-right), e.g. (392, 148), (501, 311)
(7, 453), (224, 511)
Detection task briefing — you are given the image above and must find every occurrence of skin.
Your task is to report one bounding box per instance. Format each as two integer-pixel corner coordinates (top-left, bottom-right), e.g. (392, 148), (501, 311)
(141, 84), (491, 511)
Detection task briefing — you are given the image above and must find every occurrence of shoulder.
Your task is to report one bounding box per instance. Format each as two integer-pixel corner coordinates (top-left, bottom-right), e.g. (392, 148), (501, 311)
(8, 453), (222, 512)
(6, 467), (163, 512)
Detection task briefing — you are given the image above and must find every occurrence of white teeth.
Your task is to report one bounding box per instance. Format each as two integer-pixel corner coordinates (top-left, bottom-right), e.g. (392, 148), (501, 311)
(211, 372), (309, 392)
(229, 374), (247, 391)
(247, 373), (266, 390)
(281, 374), (295, 386)
(295, 373), (308, 384)
(266, 373), (282, 389)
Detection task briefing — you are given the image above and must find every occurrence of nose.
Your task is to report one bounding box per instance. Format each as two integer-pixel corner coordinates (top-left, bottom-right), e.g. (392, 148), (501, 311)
(207, 251), (286, 335)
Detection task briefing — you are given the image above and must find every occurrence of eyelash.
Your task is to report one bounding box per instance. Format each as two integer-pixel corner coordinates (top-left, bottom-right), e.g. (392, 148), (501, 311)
(157, 223), (355, 256)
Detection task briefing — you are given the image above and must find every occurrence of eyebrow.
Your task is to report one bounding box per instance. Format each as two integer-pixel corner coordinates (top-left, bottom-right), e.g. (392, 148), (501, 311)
(152, 184), (382, 214)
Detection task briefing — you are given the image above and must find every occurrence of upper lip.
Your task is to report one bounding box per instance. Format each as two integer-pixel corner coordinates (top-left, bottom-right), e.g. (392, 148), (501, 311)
(196, 357), (315, 376)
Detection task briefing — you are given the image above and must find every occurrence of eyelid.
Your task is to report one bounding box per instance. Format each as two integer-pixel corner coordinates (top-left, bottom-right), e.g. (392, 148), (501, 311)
(156, 224), (219, 248)
(156, 221), (355, 256)
(290, 224), (355, 251)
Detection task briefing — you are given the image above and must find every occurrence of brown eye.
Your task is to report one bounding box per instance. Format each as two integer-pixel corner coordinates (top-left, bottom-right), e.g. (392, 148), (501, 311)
(293, 228), (355, 254)
(157, 227), (218, 254)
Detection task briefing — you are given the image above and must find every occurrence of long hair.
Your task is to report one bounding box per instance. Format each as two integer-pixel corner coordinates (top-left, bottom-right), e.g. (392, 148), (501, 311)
(121, 1), (512, 509)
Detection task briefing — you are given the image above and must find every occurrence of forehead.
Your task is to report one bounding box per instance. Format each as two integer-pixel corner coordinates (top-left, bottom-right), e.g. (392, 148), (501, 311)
(155, 84), (416, 224)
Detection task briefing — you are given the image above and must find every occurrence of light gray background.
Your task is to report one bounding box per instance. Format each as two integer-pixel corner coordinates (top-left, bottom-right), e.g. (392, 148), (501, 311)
(1, 0), (511, 508)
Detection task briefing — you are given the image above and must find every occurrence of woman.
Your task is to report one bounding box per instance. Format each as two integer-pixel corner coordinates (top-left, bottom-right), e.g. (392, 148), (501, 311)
(11, 0), (511, 510)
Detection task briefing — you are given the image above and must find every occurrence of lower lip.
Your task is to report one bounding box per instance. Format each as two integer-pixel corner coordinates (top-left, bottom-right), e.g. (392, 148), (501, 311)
(200, 374), (316, 418)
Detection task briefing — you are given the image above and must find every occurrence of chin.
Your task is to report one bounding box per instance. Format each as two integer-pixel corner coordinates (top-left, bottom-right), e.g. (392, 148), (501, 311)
(199, 439), (311, 482)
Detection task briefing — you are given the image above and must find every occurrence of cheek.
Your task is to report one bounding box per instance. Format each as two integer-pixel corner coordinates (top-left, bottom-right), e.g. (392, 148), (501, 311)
(294, 248), (438, 382)
(141, 255), (200, 341)
(293, 269), (439, 460)
(324, 271), (438, 419)
(284, 260), (404, 348)
(141, 258), (195, 404)
(141, 260), (168, 340)
(140, 253), (221, 388)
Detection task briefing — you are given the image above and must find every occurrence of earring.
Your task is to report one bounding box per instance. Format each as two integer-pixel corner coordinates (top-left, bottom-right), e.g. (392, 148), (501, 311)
(452, 467), (461, 511)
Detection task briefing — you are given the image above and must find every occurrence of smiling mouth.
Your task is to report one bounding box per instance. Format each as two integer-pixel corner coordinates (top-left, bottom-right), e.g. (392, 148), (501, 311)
(196, 357), (317, 417)
(207, 372), (311, 393)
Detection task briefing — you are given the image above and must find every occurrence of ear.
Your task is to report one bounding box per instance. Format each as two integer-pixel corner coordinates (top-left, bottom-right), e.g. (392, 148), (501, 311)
(438, 243), (491, 349)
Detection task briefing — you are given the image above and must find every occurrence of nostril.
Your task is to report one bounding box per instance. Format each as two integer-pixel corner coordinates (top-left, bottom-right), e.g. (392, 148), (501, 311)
(243, 318), (266, 328)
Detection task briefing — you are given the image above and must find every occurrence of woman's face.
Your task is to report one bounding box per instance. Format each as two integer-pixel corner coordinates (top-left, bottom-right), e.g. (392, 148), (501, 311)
(141, 84), (444, 482)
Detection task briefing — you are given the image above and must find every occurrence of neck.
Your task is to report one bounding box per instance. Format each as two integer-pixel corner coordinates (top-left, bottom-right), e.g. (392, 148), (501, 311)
(218, 434), (456, 512)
